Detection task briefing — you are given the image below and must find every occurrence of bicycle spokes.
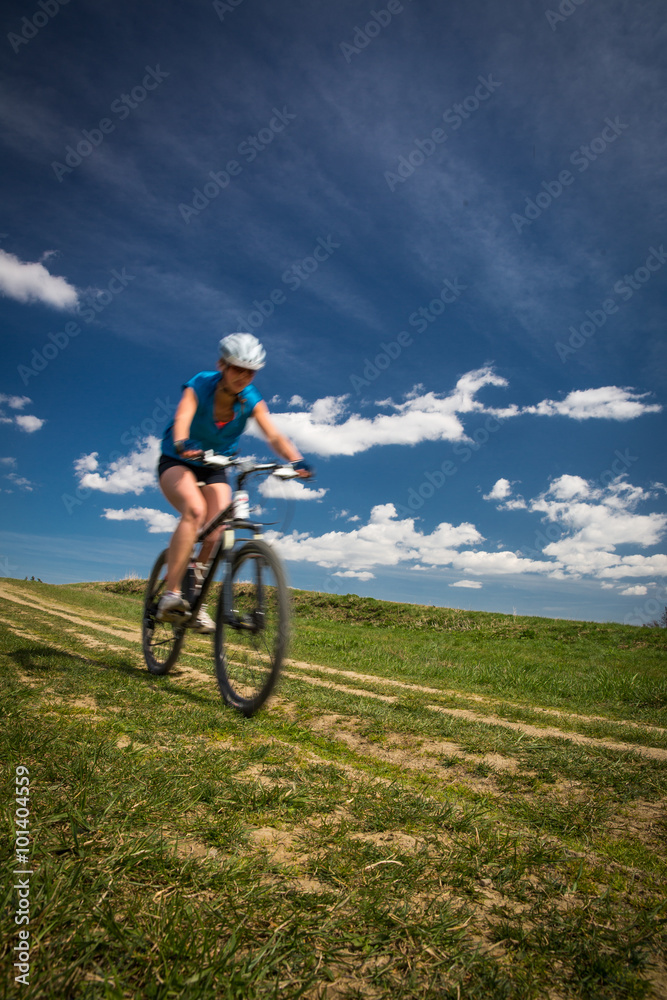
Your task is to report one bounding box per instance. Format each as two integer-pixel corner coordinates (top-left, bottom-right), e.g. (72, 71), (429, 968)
(142, 550), (186, 675)
(215, 540), (289, 715)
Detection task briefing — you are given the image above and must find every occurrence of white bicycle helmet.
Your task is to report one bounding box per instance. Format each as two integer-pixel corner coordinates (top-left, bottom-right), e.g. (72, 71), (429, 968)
(219, 332), (266, 370)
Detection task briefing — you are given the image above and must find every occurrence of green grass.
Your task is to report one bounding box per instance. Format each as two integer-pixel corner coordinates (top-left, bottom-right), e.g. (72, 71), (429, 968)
(0, 577), (666, 999)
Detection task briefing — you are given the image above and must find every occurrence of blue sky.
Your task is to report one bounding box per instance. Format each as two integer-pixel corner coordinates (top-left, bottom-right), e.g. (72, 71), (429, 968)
(1, 0), (665, 624)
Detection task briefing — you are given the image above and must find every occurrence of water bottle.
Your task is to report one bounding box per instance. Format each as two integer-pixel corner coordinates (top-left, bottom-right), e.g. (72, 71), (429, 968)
(233, 490), (250, 519)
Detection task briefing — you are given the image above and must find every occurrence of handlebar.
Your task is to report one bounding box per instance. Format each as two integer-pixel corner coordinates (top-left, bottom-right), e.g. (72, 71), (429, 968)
(200, 451), (302, 487)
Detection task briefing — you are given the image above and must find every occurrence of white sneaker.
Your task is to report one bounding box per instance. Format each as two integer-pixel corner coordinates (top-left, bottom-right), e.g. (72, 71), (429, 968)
(193, 607), (216, 634)
(156, 591), (190, 622)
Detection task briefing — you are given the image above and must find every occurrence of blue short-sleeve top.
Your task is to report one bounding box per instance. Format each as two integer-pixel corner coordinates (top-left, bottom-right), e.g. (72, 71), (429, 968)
(161, 371), (262, 464)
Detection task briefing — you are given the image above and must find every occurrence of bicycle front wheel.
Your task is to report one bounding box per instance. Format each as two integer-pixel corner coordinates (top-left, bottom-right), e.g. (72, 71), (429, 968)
(142, 549), (186, 675)
(214, 539), (290, 716)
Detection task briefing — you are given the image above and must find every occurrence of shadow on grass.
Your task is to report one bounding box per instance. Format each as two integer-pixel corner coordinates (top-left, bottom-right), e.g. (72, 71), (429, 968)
(10, 644), (94, 672)
(10, 642), (150, 680)
(8, 642), (225, 713)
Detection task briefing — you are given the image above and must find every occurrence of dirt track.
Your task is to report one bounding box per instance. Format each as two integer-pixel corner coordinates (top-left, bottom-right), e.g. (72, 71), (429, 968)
(1, 580), (665, 762)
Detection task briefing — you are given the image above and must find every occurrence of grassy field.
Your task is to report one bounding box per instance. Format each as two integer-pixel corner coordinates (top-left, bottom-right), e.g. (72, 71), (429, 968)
(1, 575), (666, 999)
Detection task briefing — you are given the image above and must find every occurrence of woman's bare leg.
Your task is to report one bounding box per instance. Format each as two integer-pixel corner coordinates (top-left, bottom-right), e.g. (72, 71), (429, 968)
(198, 482), (232, 566)
(159, 467), (208, 594)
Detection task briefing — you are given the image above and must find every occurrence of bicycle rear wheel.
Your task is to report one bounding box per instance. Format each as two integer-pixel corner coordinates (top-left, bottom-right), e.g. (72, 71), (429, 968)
(142, 549), (186, 675)
(214, 539), (290, 716)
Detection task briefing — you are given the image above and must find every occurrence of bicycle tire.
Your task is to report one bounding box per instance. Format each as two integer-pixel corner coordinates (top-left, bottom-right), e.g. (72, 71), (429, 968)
(214, 539), (290, 716)
(142, 549), (186, 675)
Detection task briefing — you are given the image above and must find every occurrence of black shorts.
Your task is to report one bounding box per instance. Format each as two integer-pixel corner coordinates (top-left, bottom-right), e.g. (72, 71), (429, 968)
(158, 455), (229, 486)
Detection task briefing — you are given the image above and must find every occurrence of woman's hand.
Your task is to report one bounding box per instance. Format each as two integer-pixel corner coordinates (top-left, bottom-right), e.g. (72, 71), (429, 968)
(174, 439), (203, 461)
(292, 459), (313, 479)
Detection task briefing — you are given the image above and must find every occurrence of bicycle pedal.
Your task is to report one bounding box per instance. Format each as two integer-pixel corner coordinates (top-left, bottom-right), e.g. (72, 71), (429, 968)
(227, 615), (255, 631)
(157, 609), (190, 624)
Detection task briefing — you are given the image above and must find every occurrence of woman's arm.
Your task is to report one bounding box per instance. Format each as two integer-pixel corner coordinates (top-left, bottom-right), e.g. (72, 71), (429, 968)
(172, 387), (200, 457)
(252, 401), (310, 475)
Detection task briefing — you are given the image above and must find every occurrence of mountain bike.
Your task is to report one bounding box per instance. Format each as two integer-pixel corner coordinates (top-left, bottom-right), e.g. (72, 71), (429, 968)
(142, 453), (299, 716)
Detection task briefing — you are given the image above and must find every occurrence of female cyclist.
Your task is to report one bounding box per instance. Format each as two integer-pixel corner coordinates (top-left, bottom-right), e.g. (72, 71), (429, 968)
(156, 332), (311, 632)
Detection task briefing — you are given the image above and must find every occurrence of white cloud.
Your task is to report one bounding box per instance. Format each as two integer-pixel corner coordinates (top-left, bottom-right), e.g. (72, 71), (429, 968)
(329, 509), (362, 522)
(6, 472), (34, 491)
(75, 452), (100, 474)
(483, 477), (526, 510)
(269, 504), (481, 577)
(450, 549), (556, 577)
(503, 498), (528, 510)
(0, 456), (32, 493)
(263, 473), (667, 590)
(484, 478), (512, 501)
(258, 477), (327, 501)
(75, 437), (160, 494)
(532, 475), (667, 580)
(546, 474), (591, 500)
(250, 368), (510, 457)
(248, 369), (660, 459)
(620, 585), (648, 596)
(597, 555), (667, 579)
(523, 386), (661, 421)
(0, 394), (30, 410)
(288, 394), (306, 407)
(0, 395), (45, 433)
(14, 414), (45, 433)
(0, 249), (79, 310)
(102, 507), (179, 533)
(334, 569), (375, 581)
